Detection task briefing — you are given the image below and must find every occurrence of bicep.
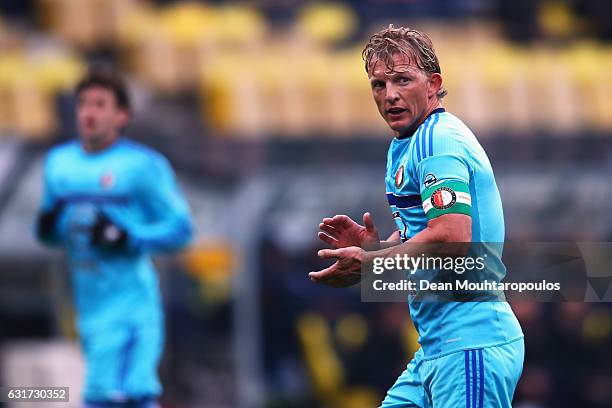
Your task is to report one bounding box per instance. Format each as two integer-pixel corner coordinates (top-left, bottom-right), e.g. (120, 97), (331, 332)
(141, 158), (190, 219)
(426, 213), (471, 242)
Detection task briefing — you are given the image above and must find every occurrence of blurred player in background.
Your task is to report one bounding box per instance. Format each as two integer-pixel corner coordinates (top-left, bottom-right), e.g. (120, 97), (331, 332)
(35, 69), (193, 408)
(311, 26), (524, 407)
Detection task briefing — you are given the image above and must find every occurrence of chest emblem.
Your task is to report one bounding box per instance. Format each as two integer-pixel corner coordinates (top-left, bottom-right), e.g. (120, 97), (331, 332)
(431, 187), (456, 209)
(100, 173), (115, 190)
(395, 165), (405, 188)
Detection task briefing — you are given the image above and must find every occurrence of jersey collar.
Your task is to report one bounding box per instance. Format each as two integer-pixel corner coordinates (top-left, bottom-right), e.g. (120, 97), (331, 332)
(397, 107), (445, 140)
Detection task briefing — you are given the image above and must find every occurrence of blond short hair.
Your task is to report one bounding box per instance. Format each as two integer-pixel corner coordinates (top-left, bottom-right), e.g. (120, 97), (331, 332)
(362, 25), (447, 99)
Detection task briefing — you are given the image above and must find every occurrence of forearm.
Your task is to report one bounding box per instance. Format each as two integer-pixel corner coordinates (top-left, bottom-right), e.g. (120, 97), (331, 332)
(369, 227), (443, 261)
(379, 230), (401, 249)
(366, 221), (470, 264)
(127, 217), (193, 252)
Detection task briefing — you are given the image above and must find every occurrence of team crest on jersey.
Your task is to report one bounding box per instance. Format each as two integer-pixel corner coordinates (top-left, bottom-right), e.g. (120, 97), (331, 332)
(100, 173), (115, 189)
(395, 165), (405, 188)
(431, 187), (456, 210)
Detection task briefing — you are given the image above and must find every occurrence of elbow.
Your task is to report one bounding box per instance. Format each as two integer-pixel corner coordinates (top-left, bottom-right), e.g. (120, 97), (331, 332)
(135, 218), (194, 253)
(172, 218), (195, 250)
(166, 218), (193, 251)
(181, 220), (195, 247)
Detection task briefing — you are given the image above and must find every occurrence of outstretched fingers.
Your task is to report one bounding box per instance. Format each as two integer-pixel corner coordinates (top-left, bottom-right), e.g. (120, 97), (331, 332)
(317, 248), (343, 259)
(318, 231), (338, 248)
(319, 222), (339, 237)
(363, 212), (377, 233)
(309, 249), (342, 280)
(309, 263), (337, 281)
(331, 214), (353, 228)
(321, 214), (353, 229)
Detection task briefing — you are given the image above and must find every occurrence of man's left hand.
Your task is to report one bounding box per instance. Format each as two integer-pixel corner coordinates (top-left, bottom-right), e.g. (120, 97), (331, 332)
(309, 246), (364, 287)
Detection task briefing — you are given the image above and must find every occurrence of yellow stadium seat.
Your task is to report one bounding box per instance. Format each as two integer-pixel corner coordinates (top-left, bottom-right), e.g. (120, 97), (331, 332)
(215, 5), (267, 46)
(38, 0), (148, 48)
(297, 3), (357, 46)
(157, 2), (218, 47)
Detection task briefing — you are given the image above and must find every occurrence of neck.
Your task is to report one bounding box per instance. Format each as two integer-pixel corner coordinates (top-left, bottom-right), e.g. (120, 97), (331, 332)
(82, 133), (119, 153)
(397, 101), (443, 139)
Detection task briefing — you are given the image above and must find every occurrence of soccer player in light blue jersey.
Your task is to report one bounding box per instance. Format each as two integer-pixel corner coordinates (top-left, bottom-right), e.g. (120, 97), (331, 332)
(35, 69), (193, 408)
(311, 27), (524, 407)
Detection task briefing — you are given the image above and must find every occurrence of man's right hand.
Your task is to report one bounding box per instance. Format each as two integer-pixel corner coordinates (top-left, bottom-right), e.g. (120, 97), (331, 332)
(318, 212), (381, 251)
(36, 200), (65, 242)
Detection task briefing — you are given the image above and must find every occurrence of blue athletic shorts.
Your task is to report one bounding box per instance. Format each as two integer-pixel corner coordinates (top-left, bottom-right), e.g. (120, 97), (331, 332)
(80, 322), (163, 403)
(380, 338), (524, 408)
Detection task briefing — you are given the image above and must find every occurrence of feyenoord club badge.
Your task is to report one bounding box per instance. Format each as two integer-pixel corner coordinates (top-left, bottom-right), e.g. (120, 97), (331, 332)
(431, 187), (456, 209)
(395, 165), (404, 188)
(100, 173), (115, 189)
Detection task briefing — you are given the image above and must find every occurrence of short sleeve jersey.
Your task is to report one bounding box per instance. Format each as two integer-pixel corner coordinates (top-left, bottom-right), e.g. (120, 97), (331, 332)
(385, 108), (523, 357)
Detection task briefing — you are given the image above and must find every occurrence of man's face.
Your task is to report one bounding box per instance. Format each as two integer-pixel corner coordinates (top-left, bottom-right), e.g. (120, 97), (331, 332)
(368, 52), (437, 137)
(76, 86), (127, 147)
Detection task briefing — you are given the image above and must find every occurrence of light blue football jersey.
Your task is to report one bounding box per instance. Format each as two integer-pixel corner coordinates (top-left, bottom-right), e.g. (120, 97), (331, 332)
(38, 138), (193, 333)
(385, 108), (523, 358)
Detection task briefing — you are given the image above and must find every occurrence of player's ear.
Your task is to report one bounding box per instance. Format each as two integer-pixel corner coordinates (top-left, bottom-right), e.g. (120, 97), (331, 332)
(116, 108), (130, 129)
(428, 73), (443, 99)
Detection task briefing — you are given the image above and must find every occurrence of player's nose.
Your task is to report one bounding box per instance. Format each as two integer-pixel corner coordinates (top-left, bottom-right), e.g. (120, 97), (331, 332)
(385, 84), (400, 103)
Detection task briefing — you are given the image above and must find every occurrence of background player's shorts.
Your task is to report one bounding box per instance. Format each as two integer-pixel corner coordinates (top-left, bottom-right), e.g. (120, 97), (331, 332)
(80, 322), (164, 404)
(380, 338), (524, 408)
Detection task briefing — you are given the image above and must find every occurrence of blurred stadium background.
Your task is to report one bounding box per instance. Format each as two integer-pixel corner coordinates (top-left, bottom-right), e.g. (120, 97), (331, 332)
(0, 0), (611, 407)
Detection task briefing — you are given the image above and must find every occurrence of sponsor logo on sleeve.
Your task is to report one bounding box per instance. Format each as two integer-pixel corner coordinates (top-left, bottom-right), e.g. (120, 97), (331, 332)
(423, 173), (438, 188)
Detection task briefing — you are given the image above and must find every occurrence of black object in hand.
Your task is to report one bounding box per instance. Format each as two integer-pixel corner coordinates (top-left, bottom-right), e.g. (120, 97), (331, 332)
(91, 212), (128, 249)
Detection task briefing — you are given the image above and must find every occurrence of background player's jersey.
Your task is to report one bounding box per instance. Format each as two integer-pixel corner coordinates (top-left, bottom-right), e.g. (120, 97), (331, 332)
(38, 138), (193, 333)
(385, 108), (522, 358)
